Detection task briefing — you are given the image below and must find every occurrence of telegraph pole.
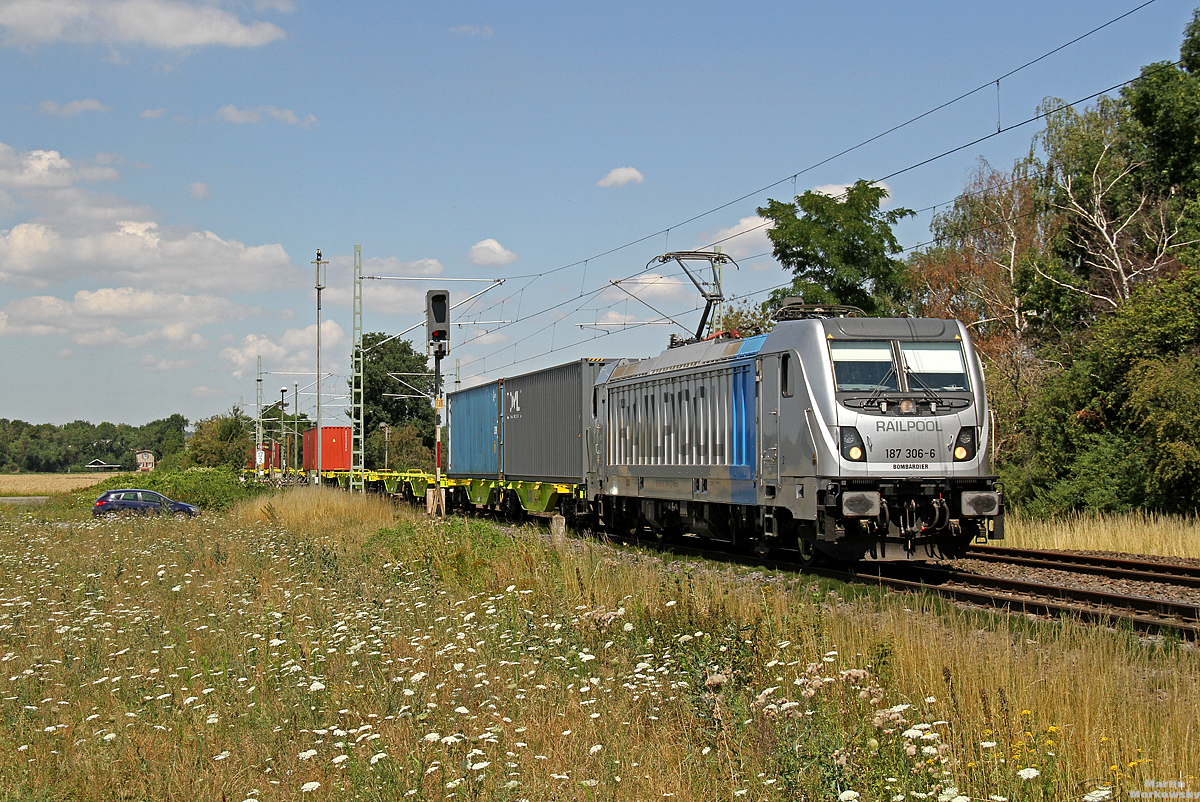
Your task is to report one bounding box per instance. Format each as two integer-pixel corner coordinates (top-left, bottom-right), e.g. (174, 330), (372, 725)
(312, 249), (328, 485)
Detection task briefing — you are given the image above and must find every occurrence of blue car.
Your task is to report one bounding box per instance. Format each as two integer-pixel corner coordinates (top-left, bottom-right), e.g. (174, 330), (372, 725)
(92, 489), (200, 517)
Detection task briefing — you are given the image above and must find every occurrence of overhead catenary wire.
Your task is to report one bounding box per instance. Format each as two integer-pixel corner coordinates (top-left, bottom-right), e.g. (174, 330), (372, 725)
(456, 56), (1178, 377)
(378, 2), (1172, 382)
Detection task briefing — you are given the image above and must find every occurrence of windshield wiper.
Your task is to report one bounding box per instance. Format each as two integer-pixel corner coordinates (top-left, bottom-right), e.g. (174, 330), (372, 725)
(903, 357), (945, 405)
(866, 364), (897, 404)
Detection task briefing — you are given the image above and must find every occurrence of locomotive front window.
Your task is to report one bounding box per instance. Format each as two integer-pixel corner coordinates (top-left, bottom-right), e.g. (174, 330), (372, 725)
(830, 341), (898, 392)
(900, 342), (970, 392)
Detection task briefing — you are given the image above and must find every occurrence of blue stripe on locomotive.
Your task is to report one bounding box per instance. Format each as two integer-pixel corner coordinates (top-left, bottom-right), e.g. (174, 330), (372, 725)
(730, 334), (766, 503)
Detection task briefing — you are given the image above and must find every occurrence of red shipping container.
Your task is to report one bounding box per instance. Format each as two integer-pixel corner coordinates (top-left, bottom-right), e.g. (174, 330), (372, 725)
(303, 426), (353, 471)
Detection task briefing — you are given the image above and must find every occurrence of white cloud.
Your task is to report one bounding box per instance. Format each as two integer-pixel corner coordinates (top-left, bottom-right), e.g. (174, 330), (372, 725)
(462, 327), (508, 346)
(139, 354), (192, 371)
(0, 0), (287, 48)
(141, 107), (166, 119)
(704, 215), (772, 260)
(0, 218), (294, 291)
(40, 98), (111, 117)
(219, 319), (346, 379)
(215, 104), (316, 128)
(0, 141), (294, 291)
(597, 167), (643, 188)
(603, 273), (690, 303)
(322, 254), (444, 314)
(190, 385), (222, 398)
(449, 24), (492, 38)
(0, 287), (252, 348)
(0, 144), (86, 189)
(188, 181), (209, 199)
(468, 238), (516, 267)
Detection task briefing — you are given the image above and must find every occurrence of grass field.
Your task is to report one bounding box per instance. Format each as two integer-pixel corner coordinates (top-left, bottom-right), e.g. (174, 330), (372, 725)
(1006, 510), (1200, 559)
(0, 487), (1193, 801)
(0, 473), (116, 497)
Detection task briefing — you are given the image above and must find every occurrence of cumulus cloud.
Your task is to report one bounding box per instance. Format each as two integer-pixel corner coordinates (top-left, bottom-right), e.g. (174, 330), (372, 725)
(597, 167), (644, 188)
(219, 319), (346, 379)
(0, 287), (252, 348)
(321, 254), (443, 314)
(449, 24), (492, 38)
(0, 0), (288, 48)
(0, 217), (294, 291)
(215, 104), (316, 128)
(190, 385), (223, 398)
(40, 98), (111, 117)
(468, 238), (516, 267)
(603, 273), (690, 303)
(462, 327), (508, 346)
(139, 354), (192, 371)
(704, 215), (773, 260)
(0, 144), (99, 189)
(0, 141), (294, 291)
(188, 181), (209, 199)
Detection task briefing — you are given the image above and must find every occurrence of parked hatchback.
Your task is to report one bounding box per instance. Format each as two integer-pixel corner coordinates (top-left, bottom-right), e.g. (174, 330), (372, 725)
(92, 489), (200, 517)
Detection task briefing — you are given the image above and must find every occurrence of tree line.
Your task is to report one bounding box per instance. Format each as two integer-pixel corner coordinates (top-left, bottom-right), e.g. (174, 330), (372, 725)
(720, 10), (1200, 516)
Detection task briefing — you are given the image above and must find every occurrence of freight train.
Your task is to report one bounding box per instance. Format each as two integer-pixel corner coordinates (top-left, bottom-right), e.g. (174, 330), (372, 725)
(444, 301), (1004, 562)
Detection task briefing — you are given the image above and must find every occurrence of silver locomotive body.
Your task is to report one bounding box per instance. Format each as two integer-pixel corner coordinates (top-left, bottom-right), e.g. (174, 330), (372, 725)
(588, 313), (1003, 561)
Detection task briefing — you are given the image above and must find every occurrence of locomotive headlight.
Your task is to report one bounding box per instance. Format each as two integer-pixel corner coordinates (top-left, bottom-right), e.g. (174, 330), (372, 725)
(953, 427), (977, 461)
(839, 427), (867, 462)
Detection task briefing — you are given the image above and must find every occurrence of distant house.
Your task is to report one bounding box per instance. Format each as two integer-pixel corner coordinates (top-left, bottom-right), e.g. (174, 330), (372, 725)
(134, 450), (156, 472)
(86, 458), (121, 472)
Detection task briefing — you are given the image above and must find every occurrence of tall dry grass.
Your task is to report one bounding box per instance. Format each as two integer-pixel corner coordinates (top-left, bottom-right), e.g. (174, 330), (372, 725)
(0, 472), (117, 496)
(0, 491), (1193, 801)
(1006, 509), (1200, 558)
(228, 485), (403, 531)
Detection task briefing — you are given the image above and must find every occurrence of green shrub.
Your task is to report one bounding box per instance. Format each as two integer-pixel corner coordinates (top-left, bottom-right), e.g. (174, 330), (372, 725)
(47, 467), (270, 516)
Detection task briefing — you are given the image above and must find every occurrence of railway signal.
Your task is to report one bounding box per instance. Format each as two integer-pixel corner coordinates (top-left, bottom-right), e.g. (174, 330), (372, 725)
(426, 289), (450, 356)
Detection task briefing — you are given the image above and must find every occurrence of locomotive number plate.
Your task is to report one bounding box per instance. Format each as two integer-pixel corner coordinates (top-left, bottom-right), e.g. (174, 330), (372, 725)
(883, 448), (937, 461)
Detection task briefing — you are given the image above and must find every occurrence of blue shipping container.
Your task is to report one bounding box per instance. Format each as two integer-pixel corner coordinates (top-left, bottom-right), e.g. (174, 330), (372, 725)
(447, 381), (502, 478)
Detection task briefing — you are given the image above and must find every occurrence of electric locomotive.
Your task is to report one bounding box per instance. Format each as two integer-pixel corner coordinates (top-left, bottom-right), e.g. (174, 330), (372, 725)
(585, 301), (1003, 561)
(445, 301), (1003, 562)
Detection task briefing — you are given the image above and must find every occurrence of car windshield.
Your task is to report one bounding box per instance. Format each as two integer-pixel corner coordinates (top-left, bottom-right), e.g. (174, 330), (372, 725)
(830, 341), (898, 392)
(900, 342), (970, 392)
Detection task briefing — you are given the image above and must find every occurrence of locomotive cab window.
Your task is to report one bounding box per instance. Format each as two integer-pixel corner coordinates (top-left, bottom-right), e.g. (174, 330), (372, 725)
(829, 341), (898, 392)
(899, 342), (970, 392)
(780, 353), (794, 397)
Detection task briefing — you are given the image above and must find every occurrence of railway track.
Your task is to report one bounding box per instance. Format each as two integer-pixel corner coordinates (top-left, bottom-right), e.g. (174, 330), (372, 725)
(841, 561), (1200, 640)
(962, 544), (1200, 588)
(625, 535), (1200, 640)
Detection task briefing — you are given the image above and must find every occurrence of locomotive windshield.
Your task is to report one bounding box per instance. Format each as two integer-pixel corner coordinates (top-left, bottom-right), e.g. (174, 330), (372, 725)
(900, 342), (970, 392)
(830, 339), (970, 393)
(830, 341), (899, 392)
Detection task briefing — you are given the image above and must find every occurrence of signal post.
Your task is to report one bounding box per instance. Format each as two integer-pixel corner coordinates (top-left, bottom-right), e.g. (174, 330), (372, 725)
(426, 289), (449, 516)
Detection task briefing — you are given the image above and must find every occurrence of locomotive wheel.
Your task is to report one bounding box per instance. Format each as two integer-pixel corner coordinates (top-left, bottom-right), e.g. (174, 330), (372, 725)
(797, 535), (818, 567)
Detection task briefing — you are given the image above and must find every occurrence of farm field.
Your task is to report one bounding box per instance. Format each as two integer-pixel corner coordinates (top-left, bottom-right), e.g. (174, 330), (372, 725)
(0, 489), (1194, 801)
(0, 473), (119, 497)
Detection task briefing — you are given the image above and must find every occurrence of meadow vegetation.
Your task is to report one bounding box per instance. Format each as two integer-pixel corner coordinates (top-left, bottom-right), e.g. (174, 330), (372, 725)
(0, 474), (118, 498)
(0, 487), (1193, 801)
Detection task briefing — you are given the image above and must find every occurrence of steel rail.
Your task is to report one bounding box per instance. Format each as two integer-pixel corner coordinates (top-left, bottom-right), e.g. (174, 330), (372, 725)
(963, 545), (1200, 588)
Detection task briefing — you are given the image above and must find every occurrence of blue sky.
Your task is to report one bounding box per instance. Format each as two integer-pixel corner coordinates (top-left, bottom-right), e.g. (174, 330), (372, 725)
(0, 0), (1193, 427)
